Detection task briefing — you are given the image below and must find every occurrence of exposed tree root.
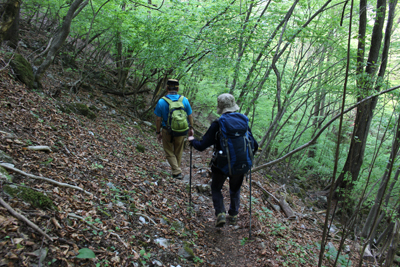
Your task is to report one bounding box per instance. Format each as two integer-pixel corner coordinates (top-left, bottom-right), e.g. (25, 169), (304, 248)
(0, 163), (95, 198)
(0, 197), (53, 241)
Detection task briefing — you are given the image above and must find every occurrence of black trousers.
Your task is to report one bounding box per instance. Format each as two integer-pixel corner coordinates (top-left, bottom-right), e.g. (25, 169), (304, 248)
(211, 166), (244, 217)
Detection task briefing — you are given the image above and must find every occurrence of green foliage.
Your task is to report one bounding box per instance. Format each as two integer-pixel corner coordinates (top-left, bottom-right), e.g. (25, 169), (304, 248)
(4, 185), (56, 210)
(271, 223), (286, 236)
(10, 54), (34, 88)
(240, 237), (248, 246)
(139, 248), (151, 265)
(325, 244), (351, 267)
(21, 0), (400, 229)
(76, 248), (96, 259)
(256, 207), (274, 222)
(91, 163), (104, 170)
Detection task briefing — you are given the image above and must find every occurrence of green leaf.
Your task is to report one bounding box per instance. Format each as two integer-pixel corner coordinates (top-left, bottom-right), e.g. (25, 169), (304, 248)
(76, 248), (96, 259)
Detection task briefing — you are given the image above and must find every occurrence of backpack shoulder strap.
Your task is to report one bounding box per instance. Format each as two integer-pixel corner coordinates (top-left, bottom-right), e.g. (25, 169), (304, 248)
(213, 119), (220, 140)
(162, 96), (173, 105)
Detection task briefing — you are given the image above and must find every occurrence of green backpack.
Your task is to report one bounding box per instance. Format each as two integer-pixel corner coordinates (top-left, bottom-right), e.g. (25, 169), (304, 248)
(162, 96), (189, 136)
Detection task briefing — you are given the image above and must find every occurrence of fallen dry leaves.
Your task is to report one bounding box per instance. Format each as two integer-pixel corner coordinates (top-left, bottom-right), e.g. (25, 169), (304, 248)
(0, 36), (362, 266)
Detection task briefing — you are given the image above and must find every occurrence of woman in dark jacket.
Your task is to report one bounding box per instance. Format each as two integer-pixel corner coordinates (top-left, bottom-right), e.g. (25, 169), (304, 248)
(188, 93), (258, 227)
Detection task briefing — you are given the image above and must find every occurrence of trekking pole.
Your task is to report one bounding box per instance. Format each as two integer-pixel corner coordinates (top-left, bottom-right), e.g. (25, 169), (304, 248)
(249, 170), (252, 239)
(189, 144), (193, 215)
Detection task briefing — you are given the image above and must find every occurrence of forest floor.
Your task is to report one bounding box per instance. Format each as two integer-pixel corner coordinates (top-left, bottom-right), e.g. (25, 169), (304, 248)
(0, 24), (367, 267)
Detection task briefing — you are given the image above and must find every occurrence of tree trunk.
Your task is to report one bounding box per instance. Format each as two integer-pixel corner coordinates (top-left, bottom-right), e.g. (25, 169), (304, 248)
(383, 220), (399, 267)
(0, 0), (20, 46)
(33, 0), (87, 87)
(308, 50), (327, 159)
(361, 114), (400, 238)
(334, 0), (394, 190)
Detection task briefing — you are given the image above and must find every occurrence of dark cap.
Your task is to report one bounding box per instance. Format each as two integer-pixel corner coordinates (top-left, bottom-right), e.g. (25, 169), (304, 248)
(167, 79), (179, 87)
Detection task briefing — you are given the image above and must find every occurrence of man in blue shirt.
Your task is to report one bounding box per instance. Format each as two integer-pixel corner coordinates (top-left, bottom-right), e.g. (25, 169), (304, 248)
(154, 79), (194, 179)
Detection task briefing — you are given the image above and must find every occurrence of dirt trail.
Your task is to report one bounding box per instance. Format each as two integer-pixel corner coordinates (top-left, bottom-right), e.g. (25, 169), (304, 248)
(178, 146), (263, 266)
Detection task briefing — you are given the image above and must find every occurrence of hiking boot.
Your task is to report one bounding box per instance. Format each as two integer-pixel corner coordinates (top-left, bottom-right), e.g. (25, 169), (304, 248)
(228, 215), (238, 225)
(215, 213), (226, 227)
(172, 173), (183, 180)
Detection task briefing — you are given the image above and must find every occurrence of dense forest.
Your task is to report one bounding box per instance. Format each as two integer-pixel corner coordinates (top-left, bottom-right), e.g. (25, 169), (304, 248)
(1, 0), (400, 266)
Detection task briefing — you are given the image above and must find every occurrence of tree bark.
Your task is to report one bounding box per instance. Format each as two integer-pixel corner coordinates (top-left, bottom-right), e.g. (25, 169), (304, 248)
(334, 0), (393, 190)
(383, 221), (399, 267)
(33, 0), (88, 86)
(0, 0), (20, 46)
(361, 113), (400, 238)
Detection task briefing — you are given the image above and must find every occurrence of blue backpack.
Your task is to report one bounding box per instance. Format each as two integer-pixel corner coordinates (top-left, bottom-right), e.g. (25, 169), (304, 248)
(215, 113), (254, 176)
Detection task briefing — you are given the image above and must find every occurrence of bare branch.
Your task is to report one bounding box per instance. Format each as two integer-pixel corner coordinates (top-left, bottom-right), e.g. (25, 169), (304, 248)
(0, 197), (53, 241)
(253, 84), (400, 172)
(0, 163), (95, 197)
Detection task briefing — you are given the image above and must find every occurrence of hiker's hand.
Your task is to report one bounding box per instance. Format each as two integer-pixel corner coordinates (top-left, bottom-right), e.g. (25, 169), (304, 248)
(157, 132), (162, 143)
(188, 128), (194, 137)
(188, 136), (194, 146)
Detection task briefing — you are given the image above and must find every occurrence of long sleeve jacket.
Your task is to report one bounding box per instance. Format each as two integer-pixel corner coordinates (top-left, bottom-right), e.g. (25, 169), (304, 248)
(191, 120), (259, 155)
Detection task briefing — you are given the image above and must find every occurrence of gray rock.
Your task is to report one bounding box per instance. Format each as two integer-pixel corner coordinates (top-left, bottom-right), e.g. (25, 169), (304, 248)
(161, 161), (170, 167)
(317, 196), (328, 208)
(18, 41), (28, 48)
(154, 238), (170, 249)
(139, 216), (147, 224)
(182, 174), (190, 183)
(61, 102), (97, 120)
(0, 166), (12, 182)
(106, 182), (116, 189)
(343, 245), (351, 254)
(328, 224), (338, 234)
(0, 131), (16, 138)
(0, 150), (14, 164)
(46, 73), (55, 80)
(116, 201), (125, 208)
(197, 196), (206, 202)
(289, 183), (301, 194)
(10, 54), (34, 88)
(159, 218), (168, 225)
(258, 242), (266, 250)
(363, 244), (374, 261)
(196, 184), (210, 194)
(172, 220), (185, 232)
(143, 121), (152, 127)
(152, 260), (163, 266)
(327, 242), (335, 251)
(178, 247), (194, 260)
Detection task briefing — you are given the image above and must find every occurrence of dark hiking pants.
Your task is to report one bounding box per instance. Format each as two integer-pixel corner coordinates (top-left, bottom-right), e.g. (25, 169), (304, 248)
(211, 166), (244, 217)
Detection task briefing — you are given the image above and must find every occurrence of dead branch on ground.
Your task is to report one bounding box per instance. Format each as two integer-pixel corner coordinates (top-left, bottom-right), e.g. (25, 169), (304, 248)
(0, 197), (53, 241)
(253, 181), (296, 219)
(0, 163), (95, 198)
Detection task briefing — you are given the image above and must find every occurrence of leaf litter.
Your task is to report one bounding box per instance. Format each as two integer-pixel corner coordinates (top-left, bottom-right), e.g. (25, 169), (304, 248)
(0, 54), (361, 267)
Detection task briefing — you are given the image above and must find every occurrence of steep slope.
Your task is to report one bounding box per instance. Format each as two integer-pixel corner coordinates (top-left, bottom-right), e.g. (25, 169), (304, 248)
(0, 48), (358, 266)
